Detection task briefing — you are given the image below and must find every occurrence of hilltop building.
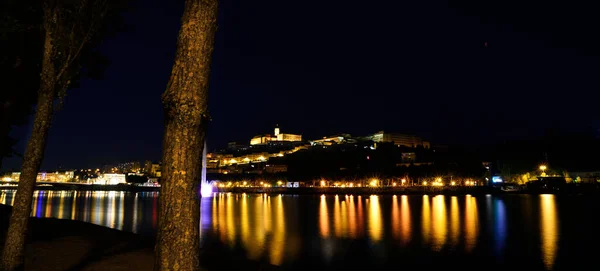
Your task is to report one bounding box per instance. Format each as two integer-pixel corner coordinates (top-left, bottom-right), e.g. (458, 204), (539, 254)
(369, 131), (430, 149)
(250, 125), (302, 145)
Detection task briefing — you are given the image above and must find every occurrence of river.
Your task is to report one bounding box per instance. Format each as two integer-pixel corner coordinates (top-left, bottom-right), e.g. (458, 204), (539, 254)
(1, 190), (598, 270)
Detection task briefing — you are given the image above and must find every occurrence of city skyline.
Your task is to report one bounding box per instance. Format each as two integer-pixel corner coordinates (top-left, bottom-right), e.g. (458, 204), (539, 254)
(3, 0), (600, 171)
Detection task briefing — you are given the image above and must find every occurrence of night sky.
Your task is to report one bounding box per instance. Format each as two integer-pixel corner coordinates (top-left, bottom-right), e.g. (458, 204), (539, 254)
(3, 0), (600, 170)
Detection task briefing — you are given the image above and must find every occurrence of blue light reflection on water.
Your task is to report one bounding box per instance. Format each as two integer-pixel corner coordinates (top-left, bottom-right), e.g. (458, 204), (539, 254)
(494, 198), (507, 256)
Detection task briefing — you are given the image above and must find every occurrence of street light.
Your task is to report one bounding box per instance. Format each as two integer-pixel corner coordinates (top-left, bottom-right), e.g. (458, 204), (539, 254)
(539, 165), (547, 176)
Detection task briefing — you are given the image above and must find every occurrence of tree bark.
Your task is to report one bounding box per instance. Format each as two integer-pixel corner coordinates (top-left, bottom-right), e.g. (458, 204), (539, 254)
(154, 1), (218, 271)
(0, 24), (55, 271)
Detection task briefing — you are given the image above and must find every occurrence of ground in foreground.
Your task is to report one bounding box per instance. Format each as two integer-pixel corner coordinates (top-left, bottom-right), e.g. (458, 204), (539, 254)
(0, 204), (276, 271)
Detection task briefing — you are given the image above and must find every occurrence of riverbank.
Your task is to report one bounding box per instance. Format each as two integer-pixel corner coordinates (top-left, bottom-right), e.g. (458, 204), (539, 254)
(0, 183), (160, 192)
(215, 185), (600, 195)
(0, 205), (278, 271)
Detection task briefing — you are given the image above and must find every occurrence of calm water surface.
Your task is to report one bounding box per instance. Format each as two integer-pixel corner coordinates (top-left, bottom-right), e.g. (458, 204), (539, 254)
(1, 190), (598, 270)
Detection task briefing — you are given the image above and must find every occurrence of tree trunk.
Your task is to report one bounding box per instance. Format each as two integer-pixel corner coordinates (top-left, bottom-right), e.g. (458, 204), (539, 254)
(0, 26), (55, 271)
(154, 0), (218, 270)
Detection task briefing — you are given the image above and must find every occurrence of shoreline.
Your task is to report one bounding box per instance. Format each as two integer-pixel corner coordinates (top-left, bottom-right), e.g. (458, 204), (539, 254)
(0, 185), (598, 196)
(0, 184), (160, 192)
(214, 185), (600, 196)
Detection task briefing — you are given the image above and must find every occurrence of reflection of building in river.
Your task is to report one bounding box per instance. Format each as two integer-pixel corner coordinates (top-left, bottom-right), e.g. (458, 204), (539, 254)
(421, 195), (431, 244)
(431, 195), (447, 251)
(464, 195), (479, 252)
(450, 196), (460, 248)
(367, 195), (383, 242)
(540, 195), (558, 270)
(211, 194), (296, 266)
(0, 190), (158, 234)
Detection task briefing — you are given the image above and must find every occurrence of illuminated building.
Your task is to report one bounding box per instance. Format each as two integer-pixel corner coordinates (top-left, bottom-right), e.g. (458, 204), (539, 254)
(2, 171), (74, 182)
(250, 126), (302, 145)
(37, 171), (75, 182)
(150, 163), (161, 177)
(95, 173), (127, 185)
(310, 134), (349, 146)
(370, 131), (430, 149)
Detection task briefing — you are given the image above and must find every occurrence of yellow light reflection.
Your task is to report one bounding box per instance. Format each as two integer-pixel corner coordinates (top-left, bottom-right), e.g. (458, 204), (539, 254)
(264, 195), (272, 234)
(357, 196), (364, 237)
(132, 193), (139, 233)
(333, 195), (341, 237)
(270, 195), (285, 265)
(392, 196), (400, 241)
(109, 191), (116, 229)
(450, 196), (460, 248)
(400, 195), (411, 246)
(117, 192), (124, 230)
(421, 195), (431, 244)
(465, 195), (479, 252)
(45, 191), (53, 217)
(58, 191), (66, 218)
(31, 191), (40, 217)
(240, 195), (251, 257)
(226, 194), (236, 246)
(368, 195), (382, 242)
(212, 196), (217, 231)
(71, 191), (78, 220)
(348, 195), (357, 239)
(432, 195), (447, 250)
(340, 200), (348, 238)
(540, 195), (558, 270)
(319, 195), (330, 238)
(252, 196), (266, 259)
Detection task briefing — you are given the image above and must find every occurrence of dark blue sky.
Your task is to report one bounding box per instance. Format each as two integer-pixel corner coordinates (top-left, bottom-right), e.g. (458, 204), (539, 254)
(3, 0), (600, 170)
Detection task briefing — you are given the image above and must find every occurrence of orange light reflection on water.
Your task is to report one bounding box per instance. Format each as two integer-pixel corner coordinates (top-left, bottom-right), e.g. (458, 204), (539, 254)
(431, 195), (447, 251)
(540, 194), (558, 270)
(368, 195), (382, 242)
(450, 196), (460, 248)
(319, 195), (329, 238)
(270, 195), (286, 265)
(421, 195), (431, 245)
(400, 195), (411, 246)
(465, 195), (479, 252)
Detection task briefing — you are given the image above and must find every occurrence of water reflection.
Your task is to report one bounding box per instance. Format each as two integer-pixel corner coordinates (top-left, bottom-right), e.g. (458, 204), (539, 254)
(400, 195), (411, 246)
(465, 195), (479, 252)
(540, 195), (558, 270)
(422, 195), (431, 245)
(494, 198), (507, 256)
(450, 196), (460, 247)
(431, 195), (447, 250)
(0, 190), (158, 235)
(0, 190), (567, 269)
(270, 195), (285, 265)
(319, 195), (329, 238)
(368, 195), (383, 242)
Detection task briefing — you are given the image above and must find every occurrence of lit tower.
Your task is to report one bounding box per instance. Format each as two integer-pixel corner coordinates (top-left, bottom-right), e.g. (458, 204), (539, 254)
(274, 124), (280, 136)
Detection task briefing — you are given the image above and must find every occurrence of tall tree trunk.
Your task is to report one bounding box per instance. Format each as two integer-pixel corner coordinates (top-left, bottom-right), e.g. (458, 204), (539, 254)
(0, 26), (55, 271)
(154, 1), (218, 270)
